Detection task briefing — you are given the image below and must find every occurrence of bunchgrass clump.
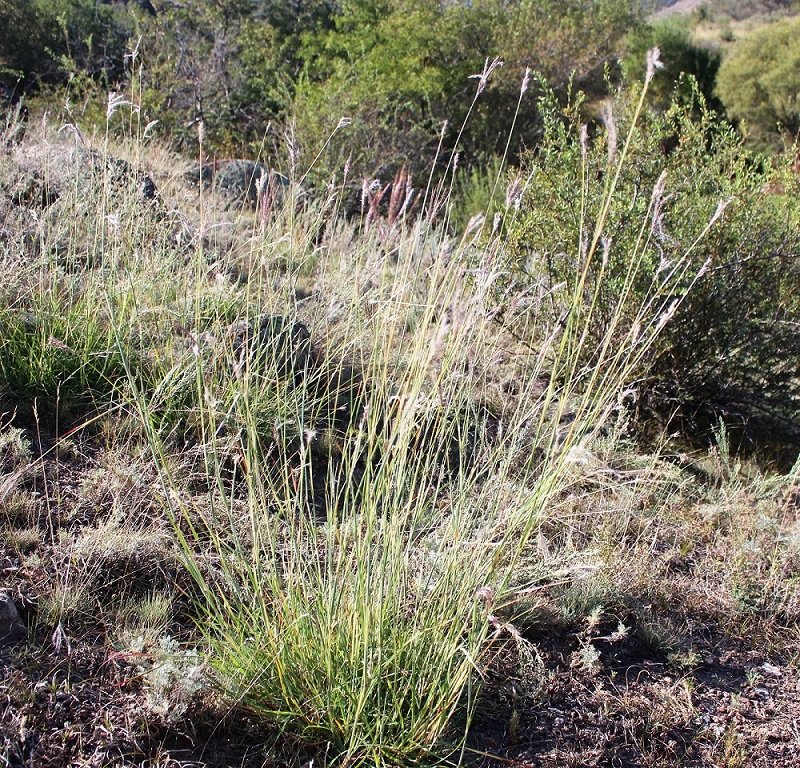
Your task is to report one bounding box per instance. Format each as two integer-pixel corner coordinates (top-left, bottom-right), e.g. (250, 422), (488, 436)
(4, 45), (796, 768)
(106, 50), (744, 766)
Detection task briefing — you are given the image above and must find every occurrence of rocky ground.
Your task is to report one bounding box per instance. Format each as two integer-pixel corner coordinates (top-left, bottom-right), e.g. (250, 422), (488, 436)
(2, 420), (798, 767)
(4, 578), (799, 767)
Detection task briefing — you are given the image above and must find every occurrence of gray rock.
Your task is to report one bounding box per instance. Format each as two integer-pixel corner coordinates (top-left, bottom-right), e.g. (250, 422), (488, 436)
(216, 160), (272, 207)
(1, 167), (58, 208)
(87, 150), (158, 201)
(0, 591), (25, 645)
(5, 142), (157, 208)
(187, 160), (298, 210)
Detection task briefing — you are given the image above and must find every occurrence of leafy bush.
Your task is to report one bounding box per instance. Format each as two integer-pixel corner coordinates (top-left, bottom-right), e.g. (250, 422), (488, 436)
(502, 81), (800, 455)
(291, 0), (638, 181)
(131, 0), (322, 154)
(7, 0), (639, 178)
(0, 0), (131, 89)
(716, 15), (800, 150)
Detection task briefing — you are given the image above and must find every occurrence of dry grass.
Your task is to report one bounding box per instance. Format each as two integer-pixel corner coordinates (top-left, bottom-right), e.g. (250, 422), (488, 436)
(1, 93), (799, 767)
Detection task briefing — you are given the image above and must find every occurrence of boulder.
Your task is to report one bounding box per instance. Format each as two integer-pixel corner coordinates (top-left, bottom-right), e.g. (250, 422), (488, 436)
(3, 142), (157, 209)
(186, 160), (299, 210)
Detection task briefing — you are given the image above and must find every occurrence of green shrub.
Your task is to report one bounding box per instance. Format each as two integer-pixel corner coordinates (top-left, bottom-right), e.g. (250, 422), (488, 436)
(716, 15), (800, 150)
(0, 0), (131, 89)
(125, 1), (339, 155)
(502, 81), (800, 454)
(291, 0), (638, 181)
(9, 0), (638, 174)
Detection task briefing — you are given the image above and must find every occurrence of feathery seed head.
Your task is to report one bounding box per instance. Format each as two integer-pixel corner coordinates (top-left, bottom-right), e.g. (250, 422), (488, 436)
(470, 57), (504, 96)
(521, 67), (531, 96)
(645, 47), (664, 85)
(601, 102), (617, 166)
(580, 124), (589, 163)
